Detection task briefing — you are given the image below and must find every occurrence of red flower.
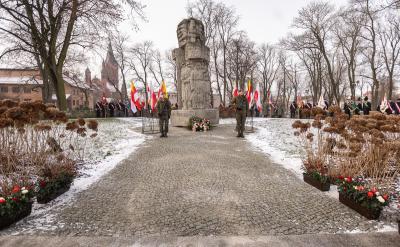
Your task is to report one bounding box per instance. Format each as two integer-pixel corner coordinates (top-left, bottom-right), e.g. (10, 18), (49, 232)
(357, 186), (365, 191)
(367, 191), (374, 198)
(346, 176), (352, 183)
(371, 187), (378, 193)
(0, 198), (6, 204)
(338, 176), (344, 180)
(12, 185), (21, 193)
(12, 197), (19, 202)
(39, 181), (47, 188)
(383, 195), (389, 201)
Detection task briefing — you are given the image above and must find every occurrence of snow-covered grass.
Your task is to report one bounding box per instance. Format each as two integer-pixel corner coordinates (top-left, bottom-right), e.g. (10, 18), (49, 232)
(220, 117), (399, 231)
(220, 118), (305, 178)
(11, 118), (147, 233)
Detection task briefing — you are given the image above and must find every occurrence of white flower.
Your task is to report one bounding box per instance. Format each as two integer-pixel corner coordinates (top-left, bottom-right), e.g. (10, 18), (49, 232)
(21, 189), (29, 195)
(375, 192), (380, 196)
(377, 196), (385, 203)
(21, 187), (26, 190)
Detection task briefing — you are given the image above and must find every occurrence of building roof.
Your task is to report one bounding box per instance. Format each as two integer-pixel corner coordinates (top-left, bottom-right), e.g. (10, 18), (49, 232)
(105, 42), (118, 66)
(63, 75), (92, 90)
(0, 73), (93, 91)
(0, 76), (43, 85)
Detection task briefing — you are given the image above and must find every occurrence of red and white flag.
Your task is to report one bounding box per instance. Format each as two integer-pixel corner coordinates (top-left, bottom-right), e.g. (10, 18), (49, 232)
(254, 84), (262, 112)
(246, 80), (253, 104)
(130, 81), (141, 113)
(233, 85), (238, 97)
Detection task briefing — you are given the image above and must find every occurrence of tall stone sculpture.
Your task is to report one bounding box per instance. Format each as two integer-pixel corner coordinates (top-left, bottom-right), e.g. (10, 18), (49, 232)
(171, 18), (219, 127)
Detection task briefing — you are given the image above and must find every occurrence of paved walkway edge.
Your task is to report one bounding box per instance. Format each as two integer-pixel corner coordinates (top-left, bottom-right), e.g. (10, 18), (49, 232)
(0, 232), (399, 247)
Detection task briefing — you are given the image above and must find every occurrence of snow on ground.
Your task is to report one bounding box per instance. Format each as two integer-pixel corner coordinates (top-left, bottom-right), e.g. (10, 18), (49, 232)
(220, 118), (305, 178)
(220, 117), (399, 231)
(13, 118), (148, 233)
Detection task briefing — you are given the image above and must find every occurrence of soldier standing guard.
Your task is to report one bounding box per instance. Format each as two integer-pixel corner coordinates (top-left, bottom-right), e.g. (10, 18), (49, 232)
(156, 94), (172, 138)
(290, 101), (297, 118)
(231, 89), (249, 138)
(95, 101), (102, 118)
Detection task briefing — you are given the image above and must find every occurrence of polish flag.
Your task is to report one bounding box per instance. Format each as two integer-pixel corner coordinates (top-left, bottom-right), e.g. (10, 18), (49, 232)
(254, 84), (262, 112)
(246, 80), (253, 104)
(130, 81), (141, 113)
(233, 86), (238, 97)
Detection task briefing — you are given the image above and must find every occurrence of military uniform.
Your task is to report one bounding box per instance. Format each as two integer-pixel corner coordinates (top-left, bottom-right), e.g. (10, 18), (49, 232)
(156, 98), (172, 137)
(231, 94), (249, 137)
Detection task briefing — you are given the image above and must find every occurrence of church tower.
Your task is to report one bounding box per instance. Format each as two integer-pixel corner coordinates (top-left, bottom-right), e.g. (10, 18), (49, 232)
(101, 42), (119, 97)
(85, 67), (92, 87)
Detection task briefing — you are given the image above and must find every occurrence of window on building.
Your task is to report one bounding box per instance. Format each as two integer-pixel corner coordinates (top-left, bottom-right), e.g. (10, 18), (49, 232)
(73, 100), (75, 106)
(0, 86), (8, 93)
(24, 87), (31, 94)
(12, 86), (20, 93)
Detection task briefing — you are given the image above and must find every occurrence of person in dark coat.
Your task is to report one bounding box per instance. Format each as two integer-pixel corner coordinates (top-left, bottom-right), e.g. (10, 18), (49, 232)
(395, 99), (400, 115)
(362, 97), (371, 115)
(95, 101), (102, 118)
(108, 101), (116, 117)
(156, 94), (172, 137)
(344, 101), (351, 119)
(231, 89), (249, 138)
(290, 101), (297, 118)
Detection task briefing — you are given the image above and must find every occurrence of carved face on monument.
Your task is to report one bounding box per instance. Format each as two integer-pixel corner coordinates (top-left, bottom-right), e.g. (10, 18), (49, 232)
(177, 18), (205, 48)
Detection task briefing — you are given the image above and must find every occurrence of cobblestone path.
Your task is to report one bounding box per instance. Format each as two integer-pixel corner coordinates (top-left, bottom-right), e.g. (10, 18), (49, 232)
(2, 125), (379, 237)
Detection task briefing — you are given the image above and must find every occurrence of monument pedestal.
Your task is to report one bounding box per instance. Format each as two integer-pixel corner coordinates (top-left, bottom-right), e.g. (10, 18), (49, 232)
(171, 109), (219, 127)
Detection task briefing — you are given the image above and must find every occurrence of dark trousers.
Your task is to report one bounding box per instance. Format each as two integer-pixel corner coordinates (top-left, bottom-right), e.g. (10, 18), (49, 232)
(159, 117), (169, 135)
(290, 110), (296, 118)
(236, 111), (246, 136)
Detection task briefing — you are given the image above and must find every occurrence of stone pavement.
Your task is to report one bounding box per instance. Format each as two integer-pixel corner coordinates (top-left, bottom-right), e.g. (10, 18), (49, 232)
(1, 125), (398, 246)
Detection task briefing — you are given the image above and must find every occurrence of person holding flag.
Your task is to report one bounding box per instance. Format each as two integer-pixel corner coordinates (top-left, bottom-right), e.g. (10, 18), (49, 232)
(130, 81), (142, 114)
(156, 93), (172, 138)
(253, 84), (262, 117)
(231, 88), (249, 138)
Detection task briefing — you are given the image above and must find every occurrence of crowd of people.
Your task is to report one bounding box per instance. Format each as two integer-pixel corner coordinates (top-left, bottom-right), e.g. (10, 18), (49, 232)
(94, 98), (129, 118)
(284, 96), (400, 119)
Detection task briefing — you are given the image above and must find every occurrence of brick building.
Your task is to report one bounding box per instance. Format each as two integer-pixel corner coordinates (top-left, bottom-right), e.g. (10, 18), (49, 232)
(0, 68), (95, 111)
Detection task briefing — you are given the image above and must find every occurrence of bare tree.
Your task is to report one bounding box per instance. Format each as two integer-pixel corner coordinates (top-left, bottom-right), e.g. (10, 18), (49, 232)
(257, 44), (280, 103)
(292, 2), (342, 103)
(352, 0), (382, 108)
(379, 13), (400, 99)
(149, 50), (165, 87)
(111, 32), (131, 101)
(215, 2), (239, 106)
(0, 0), (145, 110)
(129, 41), (154, 105)
(335, 8), (363, 99)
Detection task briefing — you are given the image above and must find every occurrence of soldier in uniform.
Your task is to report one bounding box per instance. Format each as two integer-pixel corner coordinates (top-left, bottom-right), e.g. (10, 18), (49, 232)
(363, 97), (371, 115)
(108, 101), (116, 117)
(395, 99), (400, 115)
(95, 101), (102, 118)
(290, 101), (297, 118)
(156, 94), (172, 138)
(231, 89), (249, 138)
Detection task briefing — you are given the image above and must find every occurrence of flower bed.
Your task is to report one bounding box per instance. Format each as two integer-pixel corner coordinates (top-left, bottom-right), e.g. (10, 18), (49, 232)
(0, 185), (34, 230)
(36, 173), (74, 204)
(188, 116), (211, 132)
(303, 172), (330, 191)
(337, 177), (390, 220)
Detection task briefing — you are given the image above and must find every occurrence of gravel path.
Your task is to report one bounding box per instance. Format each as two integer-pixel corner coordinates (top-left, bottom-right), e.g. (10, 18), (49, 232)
(2, 125), (382, 237)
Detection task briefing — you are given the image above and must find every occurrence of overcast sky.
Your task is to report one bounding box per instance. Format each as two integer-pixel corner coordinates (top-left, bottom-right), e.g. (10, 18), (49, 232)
(89, 0), (349, 78)
(128, 0), (349, 51)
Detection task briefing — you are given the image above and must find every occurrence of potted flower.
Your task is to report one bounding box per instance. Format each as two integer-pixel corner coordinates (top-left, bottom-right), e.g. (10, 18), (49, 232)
(337, 176), (390, 220)
(36, 160), (77, 204)
(189, 116), (211, 132)
(0, 184), (34, 230)
(302, 158), (330, 191)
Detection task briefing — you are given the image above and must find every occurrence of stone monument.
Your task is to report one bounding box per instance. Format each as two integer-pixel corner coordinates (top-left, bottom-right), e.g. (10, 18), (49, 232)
(171, 18), (219, 127)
